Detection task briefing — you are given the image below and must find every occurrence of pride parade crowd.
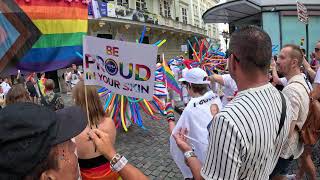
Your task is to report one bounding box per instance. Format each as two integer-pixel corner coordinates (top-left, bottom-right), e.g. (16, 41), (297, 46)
(1, 26), (320, 180)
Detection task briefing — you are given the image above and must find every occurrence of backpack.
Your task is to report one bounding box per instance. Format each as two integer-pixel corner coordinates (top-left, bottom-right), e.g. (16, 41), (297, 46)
(291, 81), (320, 145)
(41, 94), (60, 111)
(300, 90), (320, 145)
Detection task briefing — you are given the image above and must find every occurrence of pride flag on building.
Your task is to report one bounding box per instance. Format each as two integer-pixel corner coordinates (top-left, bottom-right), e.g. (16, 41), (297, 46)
(15, 0), (88, 72)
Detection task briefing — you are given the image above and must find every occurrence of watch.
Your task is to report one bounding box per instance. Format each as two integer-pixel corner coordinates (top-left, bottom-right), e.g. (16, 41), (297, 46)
(184, 150), (197, 166)
(184, 150), (197, 159)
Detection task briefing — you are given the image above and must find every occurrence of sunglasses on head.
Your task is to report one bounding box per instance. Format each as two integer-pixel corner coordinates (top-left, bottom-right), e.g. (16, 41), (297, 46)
(315, 48), (320, 52)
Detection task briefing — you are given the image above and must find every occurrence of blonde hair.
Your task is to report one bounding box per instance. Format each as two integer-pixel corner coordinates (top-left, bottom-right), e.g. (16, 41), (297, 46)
(72, 81), (105, 127)
(45, 79), (55, 91)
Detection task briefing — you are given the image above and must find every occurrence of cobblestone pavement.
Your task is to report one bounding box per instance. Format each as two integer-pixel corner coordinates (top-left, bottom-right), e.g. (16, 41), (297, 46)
(61, 93), (320, 179)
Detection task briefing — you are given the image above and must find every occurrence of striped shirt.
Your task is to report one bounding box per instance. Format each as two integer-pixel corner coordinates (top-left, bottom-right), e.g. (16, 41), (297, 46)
(201, 83), (292, 179)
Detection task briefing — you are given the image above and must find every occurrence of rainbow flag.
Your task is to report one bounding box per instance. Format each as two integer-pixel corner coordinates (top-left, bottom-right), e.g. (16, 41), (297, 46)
(0, 0), (41, 74)
(163, 59), (181, 96)
(15, 0), (88, 72)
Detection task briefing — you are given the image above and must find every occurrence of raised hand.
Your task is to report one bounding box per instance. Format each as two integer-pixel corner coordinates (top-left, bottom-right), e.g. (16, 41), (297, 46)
(88, 129), (116, 160)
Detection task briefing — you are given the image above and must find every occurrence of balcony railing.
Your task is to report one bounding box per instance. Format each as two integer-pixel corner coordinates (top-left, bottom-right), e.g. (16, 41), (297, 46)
(89, 1), (208, 36)
(157, 16), (207, 36)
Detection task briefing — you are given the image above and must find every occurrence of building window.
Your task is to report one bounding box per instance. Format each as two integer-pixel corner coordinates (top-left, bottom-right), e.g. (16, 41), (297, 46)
(182, 8), (187, 24)
(163, 0), (171, 18)
(136, 0), (146, 11)
(117, 0), (128, 6)
(160, 2), (163, 16)
(213, 27), (217, 36)
(193, 4), (198, 16)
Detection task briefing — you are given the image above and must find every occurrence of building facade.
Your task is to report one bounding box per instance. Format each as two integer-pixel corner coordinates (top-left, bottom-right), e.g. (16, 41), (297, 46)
(88, 0), (220, 59)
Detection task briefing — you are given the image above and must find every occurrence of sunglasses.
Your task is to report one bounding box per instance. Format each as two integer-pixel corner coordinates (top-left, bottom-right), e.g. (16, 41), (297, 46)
(315, 48), (320, 52)
(231, 53), (240, 62)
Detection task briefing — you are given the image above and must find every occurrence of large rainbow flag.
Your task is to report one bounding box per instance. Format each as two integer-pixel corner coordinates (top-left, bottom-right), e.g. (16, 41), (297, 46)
(0, 0), (41, 74)
(14, 0), (88, 72)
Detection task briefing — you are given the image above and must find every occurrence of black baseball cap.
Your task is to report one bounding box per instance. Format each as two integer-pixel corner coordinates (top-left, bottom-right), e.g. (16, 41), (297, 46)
(0, 103), (87, 178)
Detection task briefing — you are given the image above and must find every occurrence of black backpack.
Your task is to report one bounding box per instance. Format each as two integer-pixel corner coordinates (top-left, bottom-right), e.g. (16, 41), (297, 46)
(41, 94), (60, 111)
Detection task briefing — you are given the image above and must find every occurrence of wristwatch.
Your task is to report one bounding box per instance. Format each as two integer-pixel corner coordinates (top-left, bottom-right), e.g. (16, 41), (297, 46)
(110, 153), (122, 167)
(184, 150), (197, 166)
(184, 150), (197, 159)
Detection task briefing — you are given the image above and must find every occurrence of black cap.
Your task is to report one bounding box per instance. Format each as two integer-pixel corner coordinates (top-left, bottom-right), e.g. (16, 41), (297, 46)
(0, 103), (87, 178)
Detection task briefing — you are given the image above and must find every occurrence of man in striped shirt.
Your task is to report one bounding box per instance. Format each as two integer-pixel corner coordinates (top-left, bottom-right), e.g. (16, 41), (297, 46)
(173, 26), (293, 179)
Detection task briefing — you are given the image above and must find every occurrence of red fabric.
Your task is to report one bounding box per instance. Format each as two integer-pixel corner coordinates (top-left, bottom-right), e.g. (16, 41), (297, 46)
(80, 163), (120, 180)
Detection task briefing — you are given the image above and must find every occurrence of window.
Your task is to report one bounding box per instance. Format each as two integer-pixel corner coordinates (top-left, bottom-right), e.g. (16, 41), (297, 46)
(213, 27), (217, 36)
(193, 4), (198, 16)
(163, 0), (171, 18)
(160, 0), (172, 18)
(136, 0), (146, 11)
(117, 0), (128, 6)
(182, 8), (187, 24)
(160, 2), (163, 16)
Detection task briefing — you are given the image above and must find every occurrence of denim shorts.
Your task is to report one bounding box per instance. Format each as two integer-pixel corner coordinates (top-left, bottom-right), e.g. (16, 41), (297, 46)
(269, 157), (293, 178)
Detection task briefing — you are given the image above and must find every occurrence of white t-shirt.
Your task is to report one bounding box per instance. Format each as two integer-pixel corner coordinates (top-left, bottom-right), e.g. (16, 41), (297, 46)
(201, 83), (292, 179)
(0, 82), (11, 95)
(67, 71), (81, 87)
(0, 92), (5, 108)
(314, 68), (320, 84)
(181, 68), (190, 104)
(221, 74), (238, 107)
(170, 65), (181, 81)
(170, 91), (222, 178)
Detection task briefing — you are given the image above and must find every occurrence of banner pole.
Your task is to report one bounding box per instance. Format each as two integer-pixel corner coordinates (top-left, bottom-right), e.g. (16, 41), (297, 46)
(84, 85), (91, 128)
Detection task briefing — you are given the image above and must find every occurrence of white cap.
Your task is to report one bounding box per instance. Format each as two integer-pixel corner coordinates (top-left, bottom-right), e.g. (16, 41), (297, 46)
(179, 68), (210, 84)
(181, 68), (189, 78)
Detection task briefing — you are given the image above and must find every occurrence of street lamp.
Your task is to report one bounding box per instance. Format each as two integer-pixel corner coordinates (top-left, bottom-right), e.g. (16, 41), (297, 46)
(221, 29), (230, 49)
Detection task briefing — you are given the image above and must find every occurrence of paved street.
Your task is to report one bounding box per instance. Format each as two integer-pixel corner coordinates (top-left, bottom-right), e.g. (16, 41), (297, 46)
(61, 93), (320, 179)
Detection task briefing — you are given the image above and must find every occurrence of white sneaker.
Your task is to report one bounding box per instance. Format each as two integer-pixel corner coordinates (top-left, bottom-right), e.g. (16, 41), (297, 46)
(286, 174), (296, 180)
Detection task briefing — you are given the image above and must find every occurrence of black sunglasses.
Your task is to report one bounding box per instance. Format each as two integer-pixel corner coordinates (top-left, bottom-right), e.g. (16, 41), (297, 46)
(315, 48), (320, 52)
(231, 53), (240, 62)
